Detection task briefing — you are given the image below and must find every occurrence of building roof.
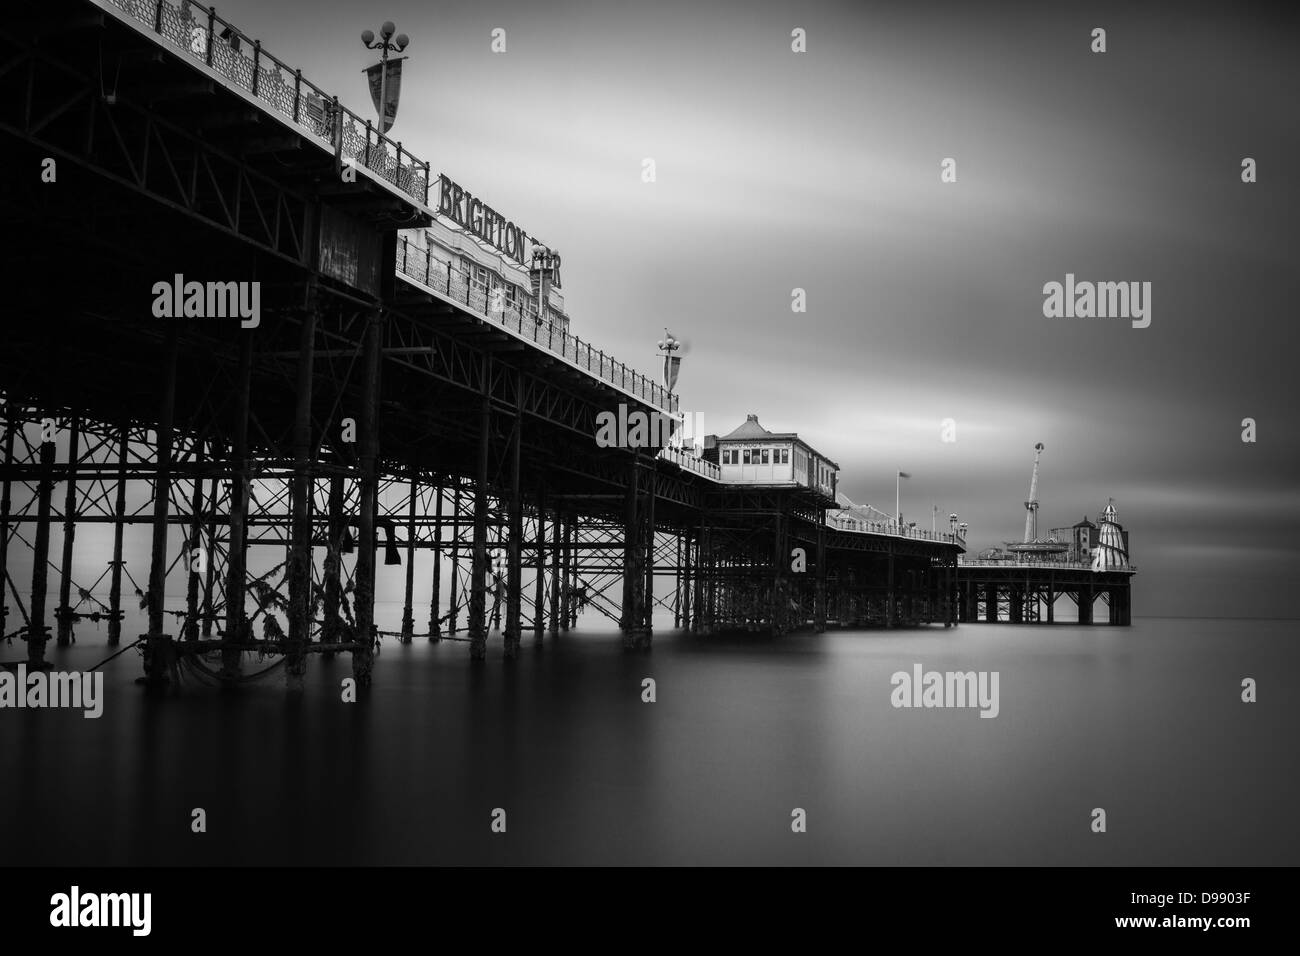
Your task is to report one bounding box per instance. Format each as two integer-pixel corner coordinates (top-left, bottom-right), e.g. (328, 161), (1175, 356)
(718, 414), (799, 442)
(1073, 516), (1097, 528)
(715, 415), (840, 470)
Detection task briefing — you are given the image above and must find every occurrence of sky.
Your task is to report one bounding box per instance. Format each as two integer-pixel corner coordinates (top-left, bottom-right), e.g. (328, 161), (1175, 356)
(27, 0), (1300, 618)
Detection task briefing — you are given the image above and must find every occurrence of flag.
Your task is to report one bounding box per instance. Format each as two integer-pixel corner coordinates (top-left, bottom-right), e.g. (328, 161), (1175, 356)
(363, 57), (405, 134)
(898, 470), (911, 479)
(663, 354), (681, 392)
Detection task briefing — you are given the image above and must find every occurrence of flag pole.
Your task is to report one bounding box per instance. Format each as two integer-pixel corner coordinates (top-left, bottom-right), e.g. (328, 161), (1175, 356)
(378, 42), (388, 134)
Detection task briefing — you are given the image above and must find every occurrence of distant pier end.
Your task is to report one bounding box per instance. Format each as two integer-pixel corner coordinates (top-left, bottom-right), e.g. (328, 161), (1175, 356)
(956, 438), (1136, 626)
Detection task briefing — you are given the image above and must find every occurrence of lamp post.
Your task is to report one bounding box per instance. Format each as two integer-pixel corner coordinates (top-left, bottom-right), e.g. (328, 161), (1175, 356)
(360, 21), (409, 133)
(656, 329), (680, 380)
(531, 246), (560, 324)
(657, 328), (682, 420)
(895, 470), (910, 530)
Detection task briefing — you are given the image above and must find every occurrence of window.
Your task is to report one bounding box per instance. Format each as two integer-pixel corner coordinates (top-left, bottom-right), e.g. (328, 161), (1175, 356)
(780, 448), (789, 464)
(723, 449), (733, 464)
(467, 263), (489, 292)
(743, 449), (752, 464)
(761, 449), (770, 465)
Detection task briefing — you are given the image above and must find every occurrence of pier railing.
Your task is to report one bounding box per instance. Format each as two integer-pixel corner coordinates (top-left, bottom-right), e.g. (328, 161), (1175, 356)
(657, 445), (721, 480)
(958, 558), (1137, 572)
(829, 514), (964, 546)
(106, 0), (430, 206)
(397, 239), (677, 413)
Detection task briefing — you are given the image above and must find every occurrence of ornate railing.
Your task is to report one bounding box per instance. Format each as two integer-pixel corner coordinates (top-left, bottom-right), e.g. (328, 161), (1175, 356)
(396, 238), (677, 413)
(105, 0), (430, 205)
(657, 445), (720, 481)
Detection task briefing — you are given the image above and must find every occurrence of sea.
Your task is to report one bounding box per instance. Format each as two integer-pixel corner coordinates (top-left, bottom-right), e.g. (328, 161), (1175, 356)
(1, 609), (1296, 866)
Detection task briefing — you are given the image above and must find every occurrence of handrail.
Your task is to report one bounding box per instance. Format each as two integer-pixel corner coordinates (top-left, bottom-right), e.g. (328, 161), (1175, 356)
(396, 238), (677, 413)
(102, 0), (677, 415)
(828, 514), (964, 546)
(109, 0), (432, 205)
(657, 446), (721, 481)
(958, 558), (1137, 572)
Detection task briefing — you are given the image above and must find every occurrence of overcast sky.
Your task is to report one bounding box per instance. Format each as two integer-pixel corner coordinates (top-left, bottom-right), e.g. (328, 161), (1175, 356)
(67, 0), (1300, 616)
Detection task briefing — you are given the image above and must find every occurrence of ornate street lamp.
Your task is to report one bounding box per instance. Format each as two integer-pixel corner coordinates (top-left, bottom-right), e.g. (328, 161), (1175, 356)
(360, 21), (409, 134)
(657, 328), (681, 394)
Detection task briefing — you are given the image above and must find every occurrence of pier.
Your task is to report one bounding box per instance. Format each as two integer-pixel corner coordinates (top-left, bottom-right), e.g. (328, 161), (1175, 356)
(954, 441), (1136, 625)
(956, 561), (1134, 625)
(0, 0), (965, 689)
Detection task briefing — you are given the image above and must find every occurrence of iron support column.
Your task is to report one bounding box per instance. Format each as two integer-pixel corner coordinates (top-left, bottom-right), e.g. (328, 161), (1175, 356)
(27, 418), (56, 667)
(223, 335), (252, 678)
(448, 484), (461, 635)
(0, 409), (13, 642)
(400, 474), (417, 642)
(322, 475), (344, 653)
(504, 380), (523, 658)
(532, 487), (546, 640)
(183, 441), (205, 642)
(468, 366), (491, 661)
(287, 304), (317, 686)
(548, 507), (561, 636)
(56, 412), (80, 646)
(428, 481), (442, 641)
(353, 311), (383, 685)
(144, 329), (179, 684)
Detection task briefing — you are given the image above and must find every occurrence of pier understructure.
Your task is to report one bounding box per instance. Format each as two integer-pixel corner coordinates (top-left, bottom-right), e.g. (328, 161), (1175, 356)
(956, 563), (1133, 625)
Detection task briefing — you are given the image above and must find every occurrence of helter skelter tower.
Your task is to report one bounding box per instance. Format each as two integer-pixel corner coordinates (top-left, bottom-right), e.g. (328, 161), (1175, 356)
(1091, 499), (1130, 570)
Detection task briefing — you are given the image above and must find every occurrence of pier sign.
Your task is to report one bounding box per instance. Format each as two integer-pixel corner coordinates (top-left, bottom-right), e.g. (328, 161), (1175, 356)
(436, 173), (556, 278)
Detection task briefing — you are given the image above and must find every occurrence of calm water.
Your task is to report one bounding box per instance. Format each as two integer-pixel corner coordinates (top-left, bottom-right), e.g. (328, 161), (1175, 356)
(1, 614), (1296, 866)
